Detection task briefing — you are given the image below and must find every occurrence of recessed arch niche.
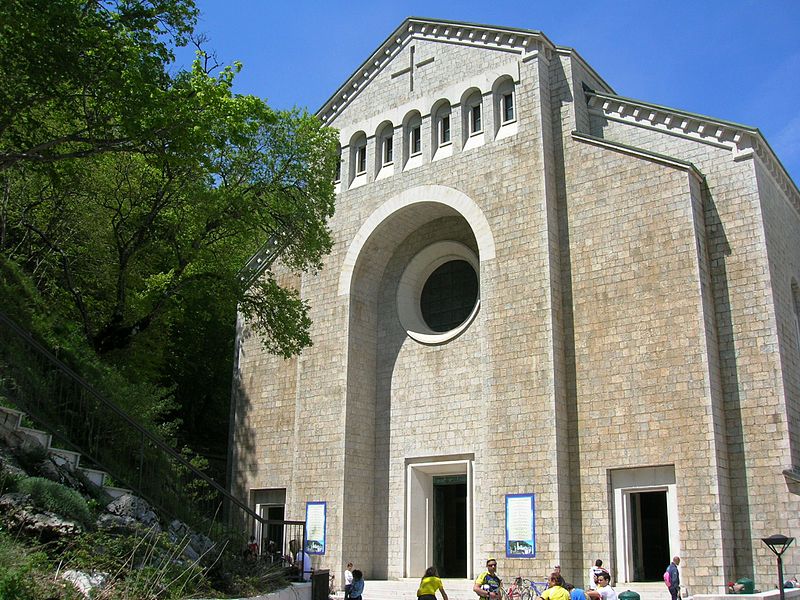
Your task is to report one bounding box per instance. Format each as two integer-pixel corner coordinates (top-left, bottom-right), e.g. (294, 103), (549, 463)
(337, 185), (494, 578)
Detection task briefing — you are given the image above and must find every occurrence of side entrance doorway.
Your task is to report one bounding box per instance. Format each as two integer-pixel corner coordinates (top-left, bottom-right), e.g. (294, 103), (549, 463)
(612, 467), (679, 583)
(406, 458), (474, 579)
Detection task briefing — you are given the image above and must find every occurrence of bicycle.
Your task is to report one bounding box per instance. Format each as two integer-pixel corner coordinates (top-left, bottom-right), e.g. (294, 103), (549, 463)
(504, 577), (548, 600)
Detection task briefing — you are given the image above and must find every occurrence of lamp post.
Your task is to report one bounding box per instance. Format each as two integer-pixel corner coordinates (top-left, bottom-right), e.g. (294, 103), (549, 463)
(762, 534), (795, 600)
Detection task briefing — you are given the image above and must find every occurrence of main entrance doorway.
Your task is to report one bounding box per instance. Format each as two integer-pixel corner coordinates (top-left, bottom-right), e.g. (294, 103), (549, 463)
(406, 458), (473, 579)
(612, 466), (679, 584)
(433, 475), (467, 577)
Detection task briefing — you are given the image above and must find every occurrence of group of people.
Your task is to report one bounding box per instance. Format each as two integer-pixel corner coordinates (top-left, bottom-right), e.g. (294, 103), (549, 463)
(411, 556), (681, 600)
(466, 558), (617, 600)
(343, 562), (364, 600)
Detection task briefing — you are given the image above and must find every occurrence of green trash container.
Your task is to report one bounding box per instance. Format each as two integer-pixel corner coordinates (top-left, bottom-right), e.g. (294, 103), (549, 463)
(618, 591), (640, 600)
(735, 578), (755, 594)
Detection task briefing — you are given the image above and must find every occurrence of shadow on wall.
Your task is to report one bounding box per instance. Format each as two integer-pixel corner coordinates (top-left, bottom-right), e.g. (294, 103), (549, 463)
(704, 192), (752, 577)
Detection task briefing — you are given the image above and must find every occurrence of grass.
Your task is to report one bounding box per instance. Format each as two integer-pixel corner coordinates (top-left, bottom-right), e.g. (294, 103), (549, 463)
(0, 531), (80, 599)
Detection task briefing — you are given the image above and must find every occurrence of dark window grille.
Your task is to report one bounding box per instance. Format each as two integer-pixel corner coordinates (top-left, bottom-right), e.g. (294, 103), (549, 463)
(503, 93), (514, 122)
(440, 116), (450, 144)
(420, 260), (478, 332)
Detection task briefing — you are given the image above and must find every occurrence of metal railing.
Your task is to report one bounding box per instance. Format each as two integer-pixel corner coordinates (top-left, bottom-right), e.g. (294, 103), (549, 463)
(0, 309), (302, 556)
(238, 233), (287, 288)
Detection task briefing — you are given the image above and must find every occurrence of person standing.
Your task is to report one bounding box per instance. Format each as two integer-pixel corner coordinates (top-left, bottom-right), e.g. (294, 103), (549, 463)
(417, 566), (449, 600)
(665, 557), (681, 600)
(588, 560), (609, 591)
(587, 573), (617, 600)
(351, 569), (365, 600)
(344, 562), (354, 600)
(474, 558), (502, 599)
(289, 539), (312, 581)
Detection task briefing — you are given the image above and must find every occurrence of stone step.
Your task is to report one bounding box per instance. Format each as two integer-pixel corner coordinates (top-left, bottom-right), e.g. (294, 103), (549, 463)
(79, 467), (106, 487)
(356, 579), (671, 600)
(50, 447), (81, 469)
(0, 404), (134, 504)
(0, 405), (24, 429)
(104, 485), (133, 499)
(18, 426), (51, 448)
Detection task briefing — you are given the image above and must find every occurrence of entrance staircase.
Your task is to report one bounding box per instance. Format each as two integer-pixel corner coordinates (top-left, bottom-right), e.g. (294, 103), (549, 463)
(0, 405), (130, 499)
(0, 309), (278, 550)
(346, 580), (669, 600)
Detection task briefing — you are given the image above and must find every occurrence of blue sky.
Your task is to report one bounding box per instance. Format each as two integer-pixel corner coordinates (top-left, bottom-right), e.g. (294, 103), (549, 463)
(179, 0), (800, 184)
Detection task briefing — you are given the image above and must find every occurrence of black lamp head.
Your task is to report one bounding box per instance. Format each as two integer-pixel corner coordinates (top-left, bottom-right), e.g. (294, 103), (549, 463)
(762, 535), (795, 557)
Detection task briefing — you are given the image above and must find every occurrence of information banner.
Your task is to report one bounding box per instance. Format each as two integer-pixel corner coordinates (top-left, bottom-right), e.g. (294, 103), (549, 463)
(304, 501), (326, 555)
(505, 494), (535, 557)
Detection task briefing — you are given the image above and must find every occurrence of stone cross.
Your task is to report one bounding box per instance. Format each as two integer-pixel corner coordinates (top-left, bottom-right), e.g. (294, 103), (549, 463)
(391, 45), (435, 92)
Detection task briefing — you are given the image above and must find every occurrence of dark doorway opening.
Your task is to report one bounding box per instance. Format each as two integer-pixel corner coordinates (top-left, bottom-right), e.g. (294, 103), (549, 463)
(630, 491), (670, 581)
(258, 504), (285, 554)
(433, 475), (467, 578)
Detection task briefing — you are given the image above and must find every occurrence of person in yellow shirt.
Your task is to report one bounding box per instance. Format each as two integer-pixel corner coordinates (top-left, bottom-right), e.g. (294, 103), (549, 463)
(540, 573), (570, 600)
(474, 558), (502, 599)
(417, 566), (449, 600)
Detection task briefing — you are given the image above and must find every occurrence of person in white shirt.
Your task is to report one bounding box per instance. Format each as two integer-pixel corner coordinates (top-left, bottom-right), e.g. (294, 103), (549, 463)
(344, 562), (354, 600)
(587, 573), (617, 600)
(289, 539), (312, 582)
(588, 560), (609, 591)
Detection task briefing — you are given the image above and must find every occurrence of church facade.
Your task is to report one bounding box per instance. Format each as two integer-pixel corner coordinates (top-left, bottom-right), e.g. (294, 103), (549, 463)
(230, 18), (800, 593)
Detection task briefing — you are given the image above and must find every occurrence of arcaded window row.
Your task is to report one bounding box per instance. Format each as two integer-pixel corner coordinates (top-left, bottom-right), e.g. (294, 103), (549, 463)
(335, 76), (517, 188)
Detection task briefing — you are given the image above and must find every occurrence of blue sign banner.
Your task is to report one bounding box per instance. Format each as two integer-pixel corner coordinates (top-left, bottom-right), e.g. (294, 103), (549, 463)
(305, 501), (326, 555)
(505, 494), (535, 557)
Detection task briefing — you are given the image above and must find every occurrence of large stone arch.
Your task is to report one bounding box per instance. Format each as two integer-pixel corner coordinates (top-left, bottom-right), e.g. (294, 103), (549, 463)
(338, 184), (496, 297)
(338, 185), (495, 578)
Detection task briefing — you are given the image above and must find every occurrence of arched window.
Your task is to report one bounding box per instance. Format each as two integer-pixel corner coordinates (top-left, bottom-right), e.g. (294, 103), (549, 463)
(493, 76), (517, 139)
(461, 89), (484, 150)
(375, 121), (394, 179)
(334, 142), (342, 184)
(402, 110), (423, 170)
(349, 131), (367, 186)
(431, 100), (452, 161)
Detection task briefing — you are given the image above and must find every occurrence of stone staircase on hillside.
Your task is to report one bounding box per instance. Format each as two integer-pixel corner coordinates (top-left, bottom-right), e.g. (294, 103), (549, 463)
(337, 579), (671, 600)
(0, 405), (131, 498)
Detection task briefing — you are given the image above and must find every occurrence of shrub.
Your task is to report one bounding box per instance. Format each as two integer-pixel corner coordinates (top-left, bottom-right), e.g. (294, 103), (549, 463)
(17, 477), (92, 526)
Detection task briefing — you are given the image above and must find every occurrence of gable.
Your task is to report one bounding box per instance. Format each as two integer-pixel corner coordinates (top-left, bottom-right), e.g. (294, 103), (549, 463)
(319, 18), (556, 140)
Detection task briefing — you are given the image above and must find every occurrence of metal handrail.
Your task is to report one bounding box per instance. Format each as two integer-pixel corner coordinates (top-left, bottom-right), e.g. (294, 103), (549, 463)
(0, 309), (276, 547)
(237, 233), (288, 288)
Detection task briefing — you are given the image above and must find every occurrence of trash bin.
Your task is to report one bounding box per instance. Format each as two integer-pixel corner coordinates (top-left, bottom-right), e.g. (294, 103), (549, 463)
(735, 578), (755, 594)
(618, 590), (640, 600)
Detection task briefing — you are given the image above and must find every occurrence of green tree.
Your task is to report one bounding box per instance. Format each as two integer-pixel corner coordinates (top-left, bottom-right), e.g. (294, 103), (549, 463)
(1, 0), (337, 358)
(0, 0), (338, 460)
(0, 0), (197, 170)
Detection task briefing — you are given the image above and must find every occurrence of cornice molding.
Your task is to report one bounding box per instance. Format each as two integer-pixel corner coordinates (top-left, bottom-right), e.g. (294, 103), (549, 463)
(571, 131), (704, 183)
(586, 90), (800, 215)
(317, 18), (556, 125)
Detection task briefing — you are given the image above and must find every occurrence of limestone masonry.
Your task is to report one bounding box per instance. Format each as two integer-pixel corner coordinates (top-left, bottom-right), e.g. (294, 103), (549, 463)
(230, 18), (800, 594)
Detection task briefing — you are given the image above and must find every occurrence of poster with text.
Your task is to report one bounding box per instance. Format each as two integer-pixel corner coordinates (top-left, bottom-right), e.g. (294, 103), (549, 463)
(305, 502), (326, 554)
(505, 494), (535, 557)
